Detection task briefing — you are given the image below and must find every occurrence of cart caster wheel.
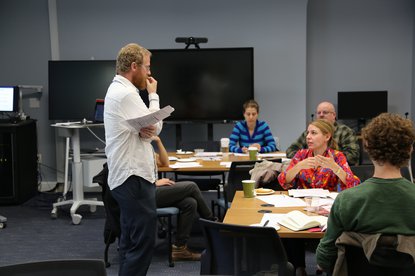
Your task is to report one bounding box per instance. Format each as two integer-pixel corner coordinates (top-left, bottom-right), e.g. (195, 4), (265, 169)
(90, 205), (97, 213)
(71, 214), (82, 225)
(51, 209), (58, 219)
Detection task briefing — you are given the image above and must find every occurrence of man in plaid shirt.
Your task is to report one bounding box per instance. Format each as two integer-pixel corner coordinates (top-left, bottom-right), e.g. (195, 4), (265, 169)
(286, 101), (360, 165)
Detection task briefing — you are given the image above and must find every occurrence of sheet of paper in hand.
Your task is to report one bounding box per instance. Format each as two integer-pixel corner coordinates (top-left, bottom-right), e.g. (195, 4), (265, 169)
(126, 105), (174, 130)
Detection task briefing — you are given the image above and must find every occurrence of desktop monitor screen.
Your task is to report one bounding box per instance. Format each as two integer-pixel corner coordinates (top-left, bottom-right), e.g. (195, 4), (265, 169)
(337, 91), (388, 120)
(0, 86), (19, 113)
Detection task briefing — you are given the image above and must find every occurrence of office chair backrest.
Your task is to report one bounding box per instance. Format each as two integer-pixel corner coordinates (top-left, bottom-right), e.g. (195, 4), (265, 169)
(225, 160), (262, 205)
(350, 164), (413, 183)
(358, 138), (373, 165)
(0, 259), (107, 276)
(199, 218), (293, 276)
(400, 165), (413, 182)
(179, 140), (220, 152)
(176, 140), (224, 191)
(345, 235), (415, 276)
(350, 165), (374, 183)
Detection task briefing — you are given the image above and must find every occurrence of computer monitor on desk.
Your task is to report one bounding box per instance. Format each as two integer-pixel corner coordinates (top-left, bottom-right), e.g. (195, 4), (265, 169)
(0, 86), (20, 123)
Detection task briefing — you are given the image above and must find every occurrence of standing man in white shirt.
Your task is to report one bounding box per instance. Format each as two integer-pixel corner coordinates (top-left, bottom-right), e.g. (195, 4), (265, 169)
(104, 43), (162, 276)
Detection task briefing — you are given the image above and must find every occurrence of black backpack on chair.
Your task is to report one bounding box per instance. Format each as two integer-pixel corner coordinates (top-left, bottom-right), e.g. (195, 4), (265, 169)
(92, 163), (120, 268)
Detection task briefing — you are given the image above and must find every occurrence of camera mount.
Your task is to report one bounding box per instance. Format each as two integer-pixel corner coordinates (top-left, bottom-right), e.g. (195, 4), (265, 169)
(175, 37), (208, 49)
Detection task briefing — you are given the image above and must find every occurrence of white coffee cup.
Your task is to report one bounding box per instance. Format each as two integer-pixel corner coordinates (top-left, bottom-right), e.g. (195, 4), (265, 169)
(220, 138), (230, 153)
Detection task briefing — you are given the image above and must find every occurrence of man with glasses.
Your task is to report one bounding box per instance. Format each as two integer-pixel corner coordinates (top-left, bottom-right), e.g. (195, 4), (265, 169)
(104, 43), (162, 276)
(286, 101), (359, 165)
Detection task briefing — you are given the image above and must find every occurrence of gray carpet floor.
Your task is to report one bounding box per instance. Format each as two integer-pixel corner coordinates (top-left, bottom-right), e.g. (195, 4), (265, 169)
(0, 192), (321, 276)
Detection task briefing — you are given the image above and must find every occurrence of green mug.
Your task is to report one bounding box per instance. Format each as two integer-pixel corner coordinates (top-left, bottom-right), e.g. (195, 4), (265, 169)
(242, 180), (256, 198)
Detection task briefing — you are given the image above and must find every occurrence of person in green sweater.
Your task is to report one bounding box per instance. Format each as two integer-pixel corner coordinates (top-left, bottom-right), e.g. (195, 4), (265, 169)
(316, 112), (415, 272)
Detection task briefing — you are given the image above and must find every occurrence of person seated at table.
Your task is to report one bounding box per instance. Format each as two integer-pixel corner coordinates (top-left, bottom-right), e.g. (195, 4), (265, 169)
(278, 118), (360, 191)
(229, 99), (278, 153)
(316, 113), (415, 274)
(151, 136), (217, 261)
(277, 119), (359, 276)
(286, 101), (360, 165)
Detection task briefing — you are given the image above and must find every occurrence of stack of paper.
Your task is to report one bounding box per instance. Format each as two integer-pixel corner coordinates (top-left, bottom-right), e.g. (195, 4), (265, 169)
(220, 162), (232, 168)
(169, 162), (202, 169)
(258, 153), (286, 158)
(257, 195), (306, 207)
(194, 152), (220, 157)
(288, 188), (331, 198)
(126, 105), (174, 130)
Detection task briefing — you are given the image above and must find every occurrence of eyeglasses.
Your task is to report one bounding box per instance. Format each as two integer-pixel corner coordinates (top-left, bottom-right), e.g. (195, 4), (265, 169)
(141, 64), (151, 72)
(316, 111), (333, 115)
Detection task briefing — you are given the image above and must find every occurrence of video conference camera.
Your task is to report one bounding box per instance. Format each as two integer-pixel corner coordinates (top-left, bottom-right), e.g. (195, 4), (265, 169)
(175, 37), (208, 49)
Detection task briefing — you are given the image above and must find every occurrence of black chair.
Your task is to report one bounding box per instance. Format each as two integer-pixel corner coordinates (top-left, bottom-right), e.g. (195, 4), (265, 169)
(93, 163), (179, 268)
(351, 164), (412, 183)
(199, 218), (294, 275)
(358, 138), (372, 165)
(176, 140), (225, 215)
(344, 235), (415, 276)
(0, 259), (107, 276)
(350, 165), (374, 182)
(215, 160), (262, 217)
(175, 140), (225, 190)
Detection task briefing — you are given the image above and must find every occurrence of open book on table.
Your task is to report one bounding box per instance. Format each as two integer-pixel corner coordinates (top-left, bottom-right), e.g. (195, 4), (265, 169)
(279, 210), (328, 231)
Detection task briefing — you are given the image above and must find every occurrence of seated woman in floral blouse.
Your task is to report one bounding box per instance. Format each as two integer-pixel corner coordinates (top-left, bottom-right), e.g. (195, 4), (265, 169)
(278, 119), (359, 191)
(277, 119), (359, 276)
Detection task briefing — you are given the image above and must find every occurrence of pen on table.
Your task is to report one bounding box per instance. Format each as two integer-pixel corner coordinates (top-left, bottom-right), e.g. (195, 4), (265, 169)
(263, 220), (269, 227)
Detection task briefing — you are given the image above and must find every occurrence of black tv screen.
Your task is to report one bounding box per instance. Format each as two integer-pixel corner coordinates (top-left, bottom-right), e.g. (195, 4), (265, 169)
(49, 60), (115, 121)
(48, 48), (254, 122)
(337, 91), (388, 120)
(151, 48), (254, 121)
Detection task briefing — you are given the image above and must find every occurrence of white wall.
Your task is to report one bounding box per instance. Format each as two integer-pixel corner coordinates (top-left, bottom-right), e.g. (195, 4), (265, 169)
(307, 0), (414, 120)
(55, 0), (308, 151)
(0, 0), (414, 182)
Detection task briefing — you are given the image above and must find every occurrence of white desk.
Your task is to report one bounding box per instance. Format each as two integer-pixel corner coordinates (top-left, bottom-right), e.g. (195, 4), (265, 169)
(51, 123), (104, 224)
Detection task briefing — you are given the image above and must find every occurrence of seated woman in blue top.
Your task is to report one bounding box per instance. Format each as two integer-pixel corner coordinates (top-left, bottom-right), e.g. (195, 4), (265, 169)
(229, 99), (277, 153)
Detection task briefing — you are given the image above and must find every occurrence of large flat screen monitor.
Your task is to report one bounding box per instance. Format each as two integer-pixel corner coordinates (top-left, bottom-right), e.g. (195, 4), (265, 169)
(48, 47), (254, 121)
(48, 60), (115, 121)
(0, 86), (19, 113)
(337, 91), (388, 120)
(151, 48), (254, 121)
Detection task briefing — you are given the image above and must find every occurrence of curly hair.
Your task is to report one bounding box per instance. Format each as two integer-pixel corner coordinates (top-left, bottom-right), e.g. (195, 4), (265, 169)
(243, 99), (259, 113)
(116, 43), (151, 74)
(309, 119), (338, 150)
(361, 113), (415, 167)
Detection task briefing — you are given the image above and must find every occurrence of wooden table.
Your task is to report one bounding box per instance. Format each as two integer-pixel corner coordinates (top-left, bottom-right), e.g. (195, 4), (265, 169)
(223, 191), (325, 239)
(158, 152), (285, 173)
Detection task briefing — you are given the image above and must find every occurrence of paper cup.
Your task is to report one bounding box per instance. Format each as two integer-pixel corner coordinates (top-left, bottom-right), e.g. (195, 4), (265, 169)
(194, 148), (204, 154)
(220, 138), (230, 153)
(305, 196), (319, 214)
(248, 147), (258, 160)
(242, 180), (256, 198)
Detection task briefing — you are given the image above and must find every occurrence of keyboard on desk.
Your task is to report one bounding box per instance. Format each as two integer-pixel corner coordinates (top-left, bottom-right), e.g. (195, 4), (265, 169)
(0, 119), (18, 124)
